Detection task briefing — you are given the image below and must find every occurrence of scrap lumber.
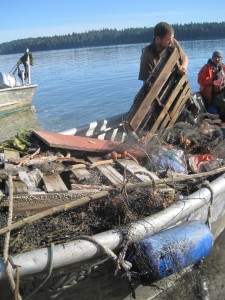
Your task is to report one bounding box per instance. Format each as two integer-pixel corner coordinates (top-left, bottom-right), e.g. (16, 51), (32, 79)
(125, 46), (192, 139)
(88, 156), (124, 186)
(7, 180), (28, 194)
(71, 168), (91, 181)
(117, 158), (174, 191)
(117, 159), (175, 206)
(33, 130), (123, 152)
(33, 130), (146, 157)
(42, 174), (68, 193)
(116, 158), (159, 182)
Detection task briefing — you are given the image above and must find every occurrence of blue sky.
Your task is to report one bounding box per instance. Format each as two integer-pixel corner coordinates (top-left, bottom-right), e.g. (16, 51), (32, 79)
(1, 0), (225, 44)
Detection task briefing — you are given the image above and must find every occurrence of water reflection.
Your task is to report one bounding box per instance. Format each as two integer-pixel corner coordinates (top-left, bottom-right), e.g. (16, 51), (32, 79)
(0, 108), (41, 141)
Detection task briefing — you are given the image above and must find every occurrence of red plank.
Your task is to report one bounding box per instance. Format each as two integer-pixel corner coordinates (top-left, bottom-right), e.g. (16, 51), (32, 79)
(33, 130), (145, 157)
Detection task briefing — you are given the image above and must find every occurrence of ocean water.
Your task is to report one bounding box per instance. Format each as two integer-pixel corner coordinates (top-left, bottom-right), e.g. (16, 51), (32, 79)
(0, 39), (224, 137)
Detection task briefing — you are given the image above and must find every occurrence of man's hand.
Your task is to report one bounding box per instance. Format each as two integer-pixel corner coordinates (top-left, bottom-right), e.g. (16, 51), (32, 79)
(177, 66), (186, 75)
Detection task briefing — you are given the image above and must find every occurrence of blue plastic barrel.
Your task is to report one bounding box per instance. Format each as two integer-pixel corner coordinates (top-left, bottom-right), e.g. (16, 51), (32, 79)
(128, 221), (214, 284)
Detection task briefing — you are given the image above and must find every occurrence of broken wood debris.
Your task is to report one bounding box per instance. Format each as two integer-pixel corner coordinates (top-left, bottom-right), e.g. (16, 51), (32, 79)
(125, 46), (192, 140)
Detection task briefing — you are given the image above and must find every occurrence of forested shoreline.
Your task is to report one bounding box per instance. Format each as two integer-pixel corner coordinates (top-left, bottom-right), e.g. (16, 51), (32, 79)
(1, 22), (225, 55)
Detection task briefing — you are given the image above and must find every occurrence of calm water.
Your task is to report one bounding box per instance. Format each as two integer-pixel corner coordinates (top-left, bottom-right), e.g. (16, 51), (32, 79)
(0, 39), (224, 136)
(1, 40), (225, 299)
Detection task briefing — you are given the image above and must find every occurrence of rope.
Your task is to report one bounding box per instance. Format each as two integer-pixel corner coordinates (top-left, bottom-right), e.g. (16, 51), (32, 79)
(8, 256), (21, 300)
(73, 236), (132, 273)
(202, 180), (214, 229)
(24, 243), (54, 300)
(9, 63), (19, 75)
(3, 175), (22, 300)
(115, 227), (132, 276)
(74, 236), (118, 261)
(114, 228), (135, 299)
(73, 236), (133, 297)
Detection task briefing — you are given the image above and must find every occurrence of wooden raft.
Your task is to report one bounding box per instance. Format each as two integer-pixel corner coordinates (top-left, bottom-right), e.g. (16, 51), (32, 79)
(125, 46), (191, 139)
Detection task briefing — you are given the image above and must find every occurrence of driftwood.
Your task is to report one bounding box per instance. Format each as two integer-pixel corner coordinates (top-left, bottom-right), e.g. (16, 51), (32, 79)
(0, 191), (108, 235)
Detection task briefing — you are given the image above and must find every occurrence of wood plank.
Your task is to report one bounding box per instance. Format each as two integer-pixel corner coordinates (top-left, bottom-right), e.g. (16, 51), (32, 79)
(0, 189), (4, 198)
(116, 159), (159, 182)
(129, 49), (180, 131)
(71, 168), (91, 181)
(146, 82), (191, 137)
(126, 47), (176, 122)
(117, 159), (174, 194)
(13, 181), (28, 194)
(4, 150), (20, 171)
(88, 157), (124, 186)
(169, 83), (191, 119)
(5, 180), (28, 195)
(147, 75), (188, 135)
(33, 130), (122, 152)
(42, 174), (68, 193)
(33, 130), (146, 157)
(168, 88), (191, 127)
(157, 72), (177, 105)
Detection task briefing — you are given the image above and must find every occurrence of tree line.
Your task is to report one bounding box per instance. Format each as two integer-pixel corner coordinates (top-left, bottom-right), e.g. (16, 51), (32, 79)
(0, 22), (225, 55)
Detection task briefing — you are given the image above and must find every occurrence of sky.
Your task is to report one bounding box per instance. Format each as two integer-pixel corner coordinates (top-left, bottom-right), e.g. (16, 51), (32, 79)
(1, 0), (225, 44)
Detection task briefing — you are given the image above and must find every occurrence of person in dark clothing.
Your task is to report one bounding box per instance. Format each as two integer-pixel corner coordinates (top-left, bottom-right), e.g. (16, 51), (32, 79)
(198, 50), (225, 120)
(138, 22), (188, 82)
(17, 49), (34, 83)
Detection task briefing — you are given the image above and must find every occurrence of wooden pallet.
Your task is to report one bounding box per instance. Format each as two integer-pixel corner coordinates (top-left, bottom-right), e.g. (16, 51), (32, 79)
(125, 46), (192, 139)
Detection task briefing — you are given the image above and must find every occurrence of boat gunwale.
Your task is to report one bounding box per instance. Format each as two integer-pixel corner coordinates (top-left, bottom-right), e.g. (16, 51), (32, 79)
(0, 84), (38, 93)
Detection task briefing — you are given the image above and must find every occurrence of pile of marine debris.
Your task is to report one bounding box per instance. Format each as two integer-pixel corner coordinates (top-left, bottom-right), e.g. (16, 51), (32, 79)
(1, 44), (225, 256)
(1, 112), (225, 256)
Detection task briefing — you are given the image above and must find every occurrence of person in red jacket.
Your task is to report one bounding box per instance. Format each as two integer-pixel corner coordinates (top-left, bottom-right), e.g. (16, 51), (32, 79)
(198, 50), (225, 119)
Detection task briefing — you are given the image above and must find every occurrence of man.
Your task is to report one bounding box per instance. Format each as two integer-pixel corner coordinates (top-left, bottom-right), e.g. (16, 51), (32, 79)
(138, 22), (188, 82)
(198, 50), (225, 119)
(17, 49), (34, 83)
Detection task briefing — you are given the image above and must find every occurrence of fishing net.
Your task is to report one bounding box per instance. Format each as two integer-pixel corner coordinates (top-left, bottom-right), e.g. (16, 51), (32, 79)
(0, 187), (167, 256)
